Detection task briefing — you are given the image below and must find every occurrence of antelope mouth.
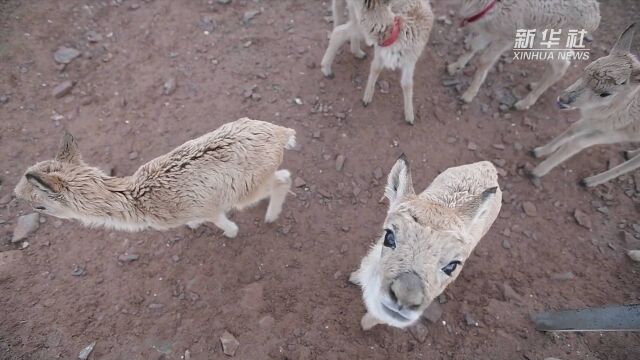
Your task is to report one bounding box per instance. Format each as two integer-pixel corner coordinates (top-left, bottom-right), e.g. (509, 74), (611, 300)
(380, 301), (413, 323)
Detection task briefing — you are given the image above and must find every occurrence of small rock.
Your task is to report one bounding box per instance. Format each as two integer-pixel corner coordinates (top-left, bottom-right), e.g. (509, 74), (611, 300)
(163, 78), (177, 95)
(12, 213), (39, 243)
(54, 47), (81, 64)
(373, 167), (383, 180)
(467, 142), (478, 151)
(335, 155), (346, 172)
(573, 209), (592, 230)
(218, 0), (231, 3)
(148, 303), (164, 309)
(78, 341), (96, 360)
(464, 313), (478, 326)
(408, 321), (428, 343)
(502, 283), (523, 303)
(378, 80), (390, 94)
(118, 253), (139, 262)
(220, 330), (239, 356)
(240, 282), (264, 311)
(294, 177), (306, 188)
(446, 137), (458, 144)
(128, 151), (139, 160)
(52, 80), (75, 98)
(294, 98), (303, 105)
(442, 78), (459, 87)
(243, 10), (261, 24)
(0, 95), (9, 104)
(436, 15), (452, 25)
(85, 31), (102, 43)
(259, 315), (275, 329)
(423, 302), (442, 323)
(550, 272), (575, 281)
(627, 250), (640, 262)
(172, 255), (180, 262)
(71, 264), (85, 277)
(312, 131), (321, 139)
(501, 239), (511, 249)
(522, 201), (537, 217)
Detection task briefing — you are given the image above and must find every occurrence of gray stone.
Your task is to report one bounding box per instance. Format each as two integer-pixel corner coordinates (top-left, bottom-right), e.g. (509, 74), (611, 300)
(464, 313), (478, 326)
(294, 177), (306, 188)
(522, 201), (537, 217)
(258, 315), (275, 329)
(378, 80), (390, 93)
(423, 301), (442, 323)
(373, 167), (383, 180)
(550, 272), (575, 281)
(502, 283), (524, 303)
(501, 239), (511, 249)
(335, 155), (346, 172)
(78, 341), (96, 360)
(408, 321), (428, 343)
(128, 151), (139, 160)
(118, 253), (139, 262)
(220, 330), (239, 356)
(54, 47), (81, 64)
(85, 31), (103, 43)
(163, 78), (177, 95)
(467, 142), (478, 151)
(12, 213), (39, 243)
(243, 10), (261, 24)
(627, 250), (640, 262)
(52, 80), (75, 98)
(573, 209), (592, 230)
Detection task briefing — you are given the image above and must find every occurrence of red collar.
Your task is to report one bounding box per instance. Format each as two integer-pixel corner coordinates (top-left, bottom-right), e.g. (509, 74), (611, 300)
(460, 0), (498, 27)
(379, 17), (401, 47)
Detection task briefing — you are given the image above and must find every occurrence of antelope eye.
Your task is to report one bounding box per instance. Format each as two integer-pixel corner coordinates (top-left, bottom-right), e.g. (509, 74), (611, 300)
(442, 260), (462, 276)
(383, 229), (396, 249)
(600, 92), (612, 98)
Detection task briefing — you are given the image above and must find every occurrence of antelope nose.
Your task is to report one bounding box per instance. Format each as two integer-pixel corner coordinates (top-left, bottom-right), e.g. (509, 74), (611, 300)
(389, 272), (424, 308)
(557, 94), (572, 109)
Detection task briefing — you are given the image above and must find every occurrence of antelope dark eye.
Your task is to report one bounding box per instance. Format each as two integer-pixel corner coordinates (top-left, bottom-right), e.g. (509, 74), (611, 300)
(442, 260), (462, 276)
(383, 229), (396, 249)
(600, 92), (611, 98)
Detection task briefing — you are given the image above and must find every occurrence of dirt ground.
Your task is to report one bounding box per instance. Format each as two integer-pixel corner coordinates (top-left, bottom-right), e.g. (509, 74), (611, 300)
(1, 0), (639, 359)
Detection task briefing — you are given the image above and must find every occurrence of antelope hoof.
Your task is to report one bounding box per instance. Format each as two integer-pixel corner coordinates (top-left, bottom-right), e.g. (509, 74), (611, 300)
(404, 114), (415, 125)
(530, 148), (542, 159)
(514, 99), (533, 111)
(447, 63), (461, 76)
(223, 225), (239, 239)
(461, 90), (475, 104)
(353, 51), (367, 60)
(361, 98), (370, 107)
(321, 68), (334, 79)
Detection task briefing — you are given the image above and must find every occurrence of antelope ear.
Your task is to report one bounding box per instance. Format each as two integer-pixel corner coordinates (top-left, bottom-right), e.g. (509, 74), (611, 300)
(612, 23), (636, 54)
(385, 154), (415, 206)
(458, 186), (498, 227)
(26, 172), (64, 194)
(55, 132), (82, 164)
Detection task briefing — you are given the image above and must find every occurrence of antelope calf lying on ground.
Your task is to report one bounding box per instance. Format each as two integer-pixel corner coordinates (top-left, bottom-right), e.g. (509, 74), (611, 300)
(531, 24), (640, 187)
(321, 0), (434, 124)
(14, 118), (296, 238)
(448, 0), (600, 110)
(350, 156), (501, 329)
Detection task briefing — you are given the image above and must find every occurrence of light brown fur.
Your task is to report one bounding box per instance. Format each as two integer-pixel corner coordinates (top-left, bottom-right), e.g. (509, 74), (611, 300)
(449, 0), (600, 110)
(14, 118), (296, 237)
(321, 0), (434, 124)
(531, 23), (640, 186)
(350, 157), (501, 329)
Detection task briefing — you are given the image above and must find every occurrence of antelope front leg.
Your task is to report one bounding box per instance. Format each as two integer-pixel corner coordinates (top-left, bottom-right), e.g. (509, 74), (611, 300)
(213, 212), (239, 238)
(400, 61), (416, 124)
(447, 33), (490, 76)
(461, 41), (511, 103)
(531, 132), (629, 178)
(531, 119), (593, 158)
(515, 59), (570, 110)
(321, 22), (355, 78)
(582, 153), (640, 187)
(362, 53), (383, 106)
